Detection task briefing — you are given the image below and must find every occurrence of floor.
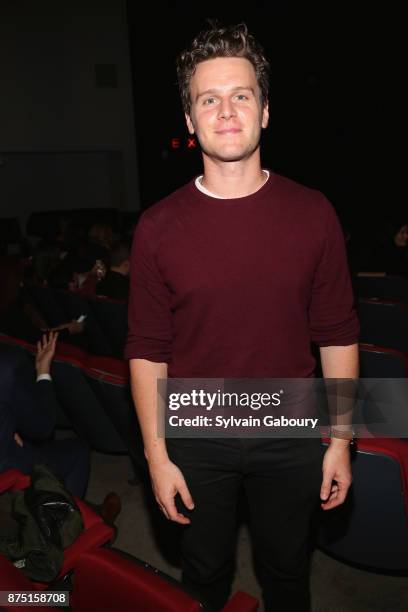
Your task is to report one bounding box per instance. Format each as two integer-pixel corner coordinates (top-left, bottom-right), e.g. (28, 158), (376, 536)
(85, 450), (408, 611)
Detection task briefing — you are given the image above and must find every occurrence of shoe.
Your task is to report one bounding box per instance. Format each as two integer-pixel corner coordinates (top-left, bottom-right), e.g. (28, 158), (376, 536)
(99, 492), (122, 527)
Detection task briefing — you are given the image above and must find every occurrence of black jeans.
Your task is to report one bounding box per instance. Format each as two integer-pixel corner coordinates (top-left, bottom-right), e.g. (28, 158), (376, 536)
(167, 437), (322, 612)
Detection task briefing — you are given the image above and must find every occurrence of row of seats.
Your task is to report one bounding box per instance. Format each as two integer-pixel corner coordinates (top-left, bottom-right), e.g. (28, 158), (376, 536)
(2, 331), (408, 574)
(355, 274), (408, 302)
(26, 282), (408, 363)
(0, 469), (258, 611)
(5, 329), (406, 449)
(324, 291), (408, 572)
(0, 333), (144, 474)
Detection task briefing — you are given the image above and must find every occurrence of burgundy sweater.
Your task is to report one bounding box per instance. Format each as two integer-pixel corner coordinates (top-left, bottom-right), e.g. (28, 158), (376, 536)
(124, 172), (359, 377)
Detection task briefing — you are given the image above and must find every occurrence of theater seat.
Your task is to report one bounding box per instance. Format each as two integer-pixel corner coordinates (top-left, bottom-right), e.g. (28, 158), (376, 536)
(0, 547), (258, 612)
(71, 548), (259, 612)
(319, 437), (408, 572)
(359, 342), (408, 377)
(356, 274), (408, 302)
(87, 295), (128, 359)
(0, 555), (53, 612)
(0, 469), (114, 589)
(358, 299), (408, 354)
(84, 355), (145, 471)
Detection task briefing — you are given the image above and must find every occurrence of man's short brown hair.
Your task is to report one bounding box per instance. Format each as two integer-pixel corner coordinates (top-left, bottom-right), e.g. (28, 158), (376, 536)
(176, 22), (270, 115)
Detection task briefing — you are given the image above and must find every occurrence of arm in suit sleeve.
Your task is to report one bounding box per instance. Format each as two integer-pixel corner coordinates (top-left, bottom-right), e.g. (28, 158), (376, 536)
(12, 352), (57, 440)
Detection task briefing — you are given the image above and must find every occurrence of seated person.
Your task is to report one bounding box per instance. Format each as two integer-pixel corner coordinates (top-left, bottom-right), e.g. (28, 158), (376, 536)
(66, 249), (107, 297)
(88, 222), (113, 266)
(370, 221), (408, 275)
(96, 242), (130, 301)
(0, 332), (90, 498)
(0, 257), (86, 344)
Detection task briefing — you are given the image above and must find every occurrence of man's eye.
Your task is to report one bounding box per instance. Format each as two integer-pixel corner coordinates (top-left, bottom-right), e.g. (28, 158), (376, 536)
(203, 97), (216, 105)
(235, 94), (248, 101)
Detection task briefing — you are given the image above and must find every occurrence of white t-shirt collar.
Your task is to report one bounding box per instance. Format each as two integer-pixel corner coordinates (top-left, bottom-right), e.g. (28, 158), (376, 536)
(195, 170), (270, 199)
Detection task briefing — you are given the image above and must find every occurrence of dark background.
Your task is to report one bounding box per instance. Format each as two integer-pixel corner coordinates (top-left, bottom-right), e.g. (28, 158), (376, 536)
(127, 2), (402, 239)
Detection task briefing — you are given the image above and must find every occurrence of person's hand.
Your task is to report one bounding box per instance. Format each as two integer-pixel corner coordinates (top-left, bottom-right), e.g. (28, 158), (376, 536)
(42, 323), (69, 332)
(42, 320), (84, 335)
(67, 320), (84, 335)
(14, 432), (24, 447)
(148, 458), (194, 524)
(35, 331), (58, 376)
(320, 441), (352, 510)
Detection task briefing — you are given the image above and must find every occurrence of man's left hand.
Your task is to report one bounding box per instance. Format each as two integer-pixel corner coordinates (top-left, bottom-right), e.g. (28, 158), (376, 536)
(320, 441), (352, 510)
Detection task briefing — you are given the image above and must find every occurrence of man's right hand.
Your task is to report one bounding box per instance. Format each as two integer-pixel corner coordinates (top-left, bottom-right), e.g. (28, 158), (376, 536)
(148, 459), (194, 524)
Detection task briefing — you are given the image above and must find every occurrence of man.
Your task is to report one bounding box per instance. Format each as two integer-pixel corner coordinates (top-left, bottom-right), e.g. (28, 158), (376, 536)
(0, 333), (121, 525)
(0, 332), (90, 498)
(125, 22), (359, 611)
(97, 242), (130, 301)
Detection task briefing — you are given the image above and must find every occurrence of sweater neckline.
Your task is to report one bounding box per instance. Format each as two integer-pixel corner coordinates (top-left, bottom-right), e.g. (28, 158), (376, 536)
(189, 169), (275, 206)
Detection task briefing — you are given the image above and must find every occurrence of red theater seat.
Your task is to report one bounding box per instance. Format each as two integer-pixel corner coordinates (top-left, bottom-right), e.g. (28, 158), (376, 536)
(0, 469), (114, 589)
(0, 555), (53, 612)
(71, 548), (259, 612)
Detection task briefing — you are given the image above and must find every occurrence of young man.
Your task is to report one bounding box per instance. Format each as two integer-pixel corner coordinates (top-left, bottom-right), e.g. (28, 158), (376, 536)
(125, 22), (359, 611)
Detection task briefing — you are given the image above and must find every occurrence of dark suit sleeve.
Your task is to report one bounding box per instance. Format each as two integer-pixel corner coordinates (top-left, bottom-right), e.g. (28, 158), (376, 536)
(12, 355), (57, 440)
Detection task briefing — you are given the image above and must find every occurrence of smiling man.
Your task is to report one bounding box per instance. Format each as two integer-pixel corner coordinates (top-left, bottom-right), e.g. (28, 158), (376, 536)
(125, 22), (359, 612)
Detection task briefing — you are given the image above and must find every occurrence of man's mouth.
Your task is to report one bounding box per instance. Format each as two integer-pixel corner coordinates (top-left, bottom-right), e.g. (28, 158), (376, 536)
(216, 128), (241, 135)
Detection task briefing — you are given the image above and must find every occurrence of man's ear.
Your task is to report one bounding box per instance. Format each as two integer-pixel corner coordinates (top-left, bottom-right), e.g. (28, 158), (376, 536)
(261, 102), (269, 129)
(185, 113), (195, 135)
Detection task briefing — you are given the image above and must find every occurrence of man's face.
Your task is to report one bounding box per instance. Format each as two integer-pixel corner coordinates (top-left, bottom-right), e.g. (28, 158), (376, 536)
(185, 57), (269, 163)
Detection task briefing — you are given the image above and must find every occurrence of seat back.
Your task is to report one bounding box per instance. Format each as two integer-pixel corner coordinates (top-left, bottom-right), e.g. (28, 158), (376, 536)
(71, 548), (259, 612)
(87, 296), (128, 358)
(356, 274), (408, 302)
(358, 299), (408, 354)
(0, 555), (55, 612)
(319, 438), (408, 571)
(359, 343), (408, 377)
(84, 356), (144, 469)
(358, 343), (408, 437)
(51, 355), (127, 453)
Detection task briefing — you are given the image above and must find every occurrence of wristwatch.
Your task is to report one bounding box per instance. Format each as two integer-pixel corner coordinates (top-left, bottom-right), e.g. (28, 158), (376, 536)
(330, 427), (356, 446)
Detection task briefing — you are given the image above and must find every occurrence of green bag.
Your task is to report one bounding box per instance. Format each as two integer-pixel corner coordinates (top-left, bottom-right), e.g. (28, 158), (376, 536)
(0, 465), (83, 582)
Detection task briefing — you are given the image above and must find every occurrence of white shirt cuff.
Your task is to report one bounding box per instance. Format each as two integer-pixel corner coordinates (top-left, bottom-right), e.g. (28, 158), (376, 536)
(36, 373), (52, 383)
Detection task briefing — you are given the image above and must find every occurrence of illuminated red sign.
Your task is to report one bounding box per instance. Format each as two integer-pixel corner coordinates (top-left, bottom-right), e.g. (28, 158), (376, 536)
(171, 137), (199, 150)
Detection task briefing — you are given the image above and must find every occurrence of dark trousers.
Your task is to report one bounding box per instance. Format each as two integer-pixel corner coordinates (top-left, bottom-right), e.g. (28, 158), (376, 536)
(2, 438), (90, 499)
(167, 437), (322, 612)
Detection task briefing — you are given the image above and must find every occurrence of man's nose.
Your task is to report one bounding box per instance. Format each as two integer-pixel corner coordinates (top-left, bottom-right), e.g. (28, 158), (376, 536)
(218, 99), (236, 120)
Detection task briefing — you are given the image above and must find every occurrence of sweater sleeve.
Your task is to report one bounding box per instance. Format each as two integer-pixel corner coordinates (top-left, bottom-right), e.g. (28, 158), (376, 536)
(124, 215), (172, 363)
(309, 199), (360, 346)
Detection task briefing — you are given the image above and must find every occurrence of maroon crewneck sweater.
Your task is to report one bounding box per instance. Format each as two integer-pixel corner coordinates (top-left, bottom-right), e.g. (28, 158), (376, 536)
(125, 172), (359, 377)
